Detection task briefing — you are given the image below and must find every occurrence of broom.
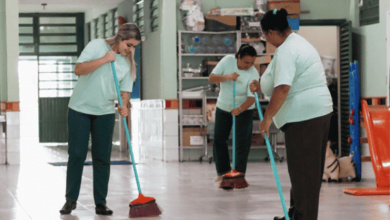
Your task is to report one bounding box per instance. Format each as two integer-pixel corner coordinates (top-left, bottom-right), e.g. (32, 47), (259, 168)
(254, 92), (290, 220)
(219, 81), (249, 190)
(110, 62), (162, 218)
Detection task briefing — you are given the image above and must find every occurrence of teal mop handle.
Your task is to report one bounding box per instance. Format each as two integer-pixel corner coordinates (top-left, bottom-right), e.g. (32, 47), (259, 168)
(254, 92), (289, 220)
(110, 62), (142, 194)
(232, 81), (236, 170)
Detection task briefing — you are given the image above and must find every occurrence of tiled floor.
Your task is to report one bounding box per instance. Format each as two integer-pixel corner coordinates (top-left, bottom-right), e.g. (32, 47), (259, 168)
(0, 138), (389, 220)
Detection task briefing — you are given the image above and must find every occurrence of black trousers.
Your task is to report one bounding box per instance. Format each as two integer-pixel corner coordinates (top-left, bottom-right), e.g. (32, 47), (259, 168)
(65, 108), (115, 205)
(281, 113), (331, 220)
(213, 107), (254, 175)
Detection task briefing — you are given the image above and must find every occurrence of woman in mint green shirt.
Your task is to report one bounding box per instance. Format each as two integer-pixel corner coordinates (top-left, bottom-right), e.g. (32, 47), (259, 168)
(60, 23), (141, 216)
(250, 9), (332, 220)
(209, 44), (259, 183)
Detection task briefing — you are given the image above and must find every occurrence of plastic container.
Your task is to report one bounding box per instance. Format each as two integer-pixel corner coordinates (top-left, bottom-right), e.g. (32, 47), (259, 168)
(222, 35), (234, 46)
(200, 35), (211, 45)
(188, 35), (201, 46)
(211, 35), (222, 45)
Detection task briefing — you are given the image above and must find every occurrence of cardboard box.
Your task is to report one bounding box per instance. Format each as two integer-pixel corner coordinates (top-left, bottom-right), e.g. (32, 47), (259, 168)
(240, 16), (262, 32)
(183, 127), (207, 146)
(205, 15), (237, 31)
(221, 8), (254, 16)
(266, 41), (277, 54)
(252, 133), (265, 146)
(267, 0), (300, 15)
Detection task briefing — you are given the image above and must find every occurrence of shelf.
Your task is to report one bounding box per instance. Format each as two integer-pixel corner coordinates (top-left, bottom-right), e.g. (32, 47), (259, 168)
(182, 53), (235, 57)
(182, 146), (205, 149)
(179, 30), (239, 34)
(182, 77), (209, 80)
(182, 123), (205, 126)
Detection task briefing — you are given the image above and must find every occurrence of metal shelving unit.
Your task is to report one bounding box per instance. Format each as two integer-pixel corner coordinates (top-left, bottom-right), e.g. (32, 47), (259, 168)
(178, 30), (241, 162)
(177, 30), (283, 163)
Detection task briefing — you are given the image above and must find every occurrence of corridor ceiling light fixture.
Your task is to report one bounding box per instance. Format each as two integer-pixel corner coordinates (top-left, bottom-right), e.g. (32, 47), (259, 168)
(136, 0), (144, 5)
(41, 3), (47, 10)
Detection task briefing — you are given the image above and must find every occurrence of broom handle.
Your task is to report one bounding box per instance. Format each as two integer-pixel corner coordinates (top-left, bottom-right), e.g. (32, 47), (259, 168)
(254, 92), (289, 220)
(111, 62), (142, 194)
(232, 81), (236, 170)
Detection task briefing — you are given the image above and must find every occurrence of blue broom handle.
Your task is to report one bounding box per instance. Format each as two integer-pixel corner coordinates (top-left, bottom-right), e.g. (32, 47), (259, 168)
(111, 62), (142, 194)
(232, 81), (236, 170)
(254, 92), (289, 220)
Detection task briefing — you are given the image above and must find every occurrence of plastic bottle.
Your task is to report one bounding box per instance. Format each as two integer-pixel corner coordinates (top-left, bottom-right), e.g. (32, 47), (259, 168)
(188, 35), (201, 46)
(197, 45), (206, 54)
(206, 45), (216, 53)
(200, 35), (211, 45)
(227, 45), (236, 53)
(222, 35), (234, 46)
(216, 46), (227, 54)
(211, 35), (222, 45)
(186, 45), (198, 53)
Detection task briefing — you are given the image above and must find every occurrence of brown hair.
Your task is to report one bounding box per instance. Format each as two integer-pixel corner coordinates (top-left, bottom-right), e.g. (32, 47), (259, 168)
(106, 23), (141, 80)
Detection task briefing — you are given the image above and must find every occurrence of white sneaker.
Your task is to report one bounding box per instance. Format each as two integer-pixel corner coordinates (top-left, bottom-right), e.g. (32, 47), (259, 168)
(214, 175), (223, 182)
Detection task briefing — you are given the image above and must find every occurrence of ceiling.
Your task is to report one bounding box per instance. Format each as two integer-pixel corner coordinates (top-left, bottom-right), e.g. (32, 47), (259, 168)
(18, 0), (124, 13)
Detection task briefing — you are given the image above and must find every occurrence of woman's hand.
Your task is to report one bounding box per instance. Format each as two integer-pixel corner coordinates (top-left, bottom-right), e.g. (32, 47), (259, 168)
(250, 80), (260, 93)
(230, 107), (242, 116)
(259, 116), (273, 138)
(103, 51), (116, 63)
(118, 105), (129, 117)
(228, 72), (240, 81)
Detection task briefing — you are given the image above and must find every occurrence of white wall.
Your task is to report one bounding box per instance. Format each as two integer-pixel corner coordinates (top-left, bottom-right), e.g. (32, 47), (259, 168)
(297, 26), (339, 78)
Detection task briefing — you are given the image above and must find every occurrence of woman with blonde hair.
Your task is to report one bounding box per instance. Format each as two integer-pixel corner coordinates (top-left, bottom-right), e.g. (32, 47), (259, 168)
(60, 23), (141, 216)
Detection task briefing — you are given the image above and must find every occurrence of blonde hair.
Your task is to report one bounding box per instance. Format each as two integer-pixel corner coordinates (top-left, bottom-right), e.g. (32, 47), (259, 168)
(105, 23), (141, 80)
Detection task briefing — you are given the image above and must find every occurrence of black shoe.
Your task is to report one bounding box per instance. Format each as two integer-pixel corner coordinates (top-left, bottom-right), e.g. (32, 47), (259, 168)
(95, 204), (113, 215)
(60, 201), (77, 214)
(273, 206), (294, 220)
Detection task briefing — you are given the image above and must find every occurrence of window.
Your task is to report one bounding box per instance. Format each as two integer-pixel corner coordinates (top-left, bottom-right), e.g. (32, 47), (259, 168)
(133, 0), (145, 36)
(150, 0), (158, 32)
(360, 0), (379, 26)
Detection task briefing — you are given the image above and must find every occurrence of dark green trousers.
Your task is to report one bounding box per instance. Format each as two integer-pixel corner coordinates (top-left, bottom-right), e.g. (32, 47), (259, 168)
(213, 107), (254, 175)
(66, 108), (115, 205)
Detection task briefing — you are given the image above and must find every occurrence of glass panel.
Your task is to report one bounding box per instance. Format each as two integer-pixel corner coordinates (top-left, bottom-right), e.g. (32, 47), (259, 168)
(114, 10), (118, 17)
(19, 45), (35, 53)
(40, 17), (76, 24)
(39, 64), (75, 73)
(105, 30), (111, 38)
(39, 81), (76, 89)
(152, 0), (158, 7)
(19, 17), (33, 24)
(152, 9), (158, 17)
(115, 26), (118, 33)
(40, 36), (76, 43)
(19, 26), (33, 34)
(39, 45), (78, 53)
(19, 36), (34, 43)
(39, 89), (73, 98)
(40, 26), (76, 34)
(39, 73), (77, 81)
(39, 56), (77, 64)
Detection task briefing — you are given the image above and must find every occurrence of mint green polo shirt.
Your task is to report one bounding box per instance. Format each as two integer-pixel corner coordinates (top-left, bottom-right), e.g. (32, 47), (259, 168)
(68, 39), (134, 115)
(212, 55), (260, 112)
(260, 33), (333, 128)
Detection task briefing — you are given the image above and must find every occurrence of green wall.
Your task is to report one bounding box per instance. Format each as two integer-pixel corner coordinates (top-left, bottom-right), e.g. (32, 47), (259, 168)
(349, 0), (389, 97)
(0, 0), (7, 102)
(0, 0), (19, 103)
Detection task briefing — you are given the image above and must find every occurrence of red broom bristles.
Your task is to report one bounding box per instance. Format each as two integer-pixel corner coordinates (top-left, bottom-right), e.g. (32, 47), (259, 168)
(129, 194), (162, 218)
(219, 170), (249, 190)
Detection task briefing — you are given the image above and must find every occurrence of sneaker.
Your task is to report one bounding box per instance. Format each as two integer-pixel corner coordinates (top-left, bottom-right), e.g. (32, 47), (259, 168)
(214, 175), (223, 182)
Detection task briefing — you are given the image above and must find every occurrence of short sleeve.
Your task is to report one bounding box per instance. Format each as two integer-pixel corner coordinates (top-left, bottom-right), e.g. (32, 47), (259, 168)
(247, 69), (260, 97)
(77, 39), (105, 63)
(273, 49), (297, 87)
(119, 69), (134, 93)
(211, 55), (230, 75)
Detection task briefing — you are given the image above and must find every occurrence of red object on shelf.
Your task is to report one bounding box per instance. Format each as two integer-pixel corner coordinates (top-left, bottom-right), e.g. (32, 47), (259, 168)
(118, 16), (125, 27)
(344, 100), (390, 195)
(350, 109), (355, 116)
(349, 116), (355, 125)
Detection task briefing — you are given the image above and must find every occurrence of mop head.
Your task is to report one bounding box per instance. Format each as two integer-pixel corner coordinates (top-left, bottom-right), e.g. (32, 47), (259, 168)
(129, 194), (162, 218)
(219, 170), (249, 190)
